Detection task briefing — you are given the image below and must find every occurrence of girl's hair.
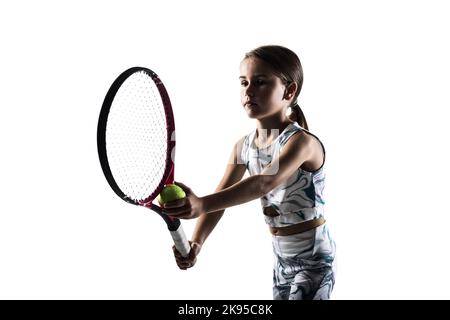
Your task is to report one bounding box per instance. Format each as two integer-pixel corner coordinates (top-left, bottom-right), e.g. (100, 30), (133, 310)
(244, 45), (308, 130)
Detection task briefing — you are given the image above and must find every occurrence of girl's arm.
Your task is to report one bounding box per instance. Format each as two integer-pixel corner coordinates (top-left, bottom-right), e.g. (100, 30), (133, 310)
(186, 138), (247, 244)
(172, 140), (246, 269)
(191, 146), (246, 244)
(165, 131), (315, 218)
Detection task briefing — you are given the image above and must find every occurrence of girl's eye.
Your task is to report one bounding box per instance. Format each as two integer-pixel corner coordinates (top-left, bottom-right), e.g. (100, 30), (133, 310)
(240, 79), (267, 86)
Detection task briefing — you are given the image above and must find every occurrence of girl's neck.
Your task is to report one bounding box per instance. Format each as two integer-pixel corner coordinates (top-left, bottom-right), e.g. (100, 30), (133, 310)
(255, 114), (293, 146)
(256, 113), (292, 132)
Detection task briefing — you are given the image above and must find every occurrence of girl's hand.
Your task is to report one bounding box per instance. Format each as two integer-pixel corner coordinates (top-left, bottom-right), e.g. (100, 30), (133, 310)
(163, 181), (205, 219)
(173, 241), (202, 270)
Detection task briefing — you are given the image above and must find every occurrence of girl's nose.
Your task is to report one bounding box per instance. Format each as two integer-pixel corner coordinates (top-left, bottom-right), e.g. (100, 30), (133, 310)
(245, 87), (255, 97)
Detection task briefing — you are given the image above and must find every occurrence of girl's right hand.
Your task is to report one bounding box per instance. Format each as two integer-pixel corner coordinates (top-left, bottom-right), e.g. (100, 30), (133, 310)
(173, 241), (202, 270)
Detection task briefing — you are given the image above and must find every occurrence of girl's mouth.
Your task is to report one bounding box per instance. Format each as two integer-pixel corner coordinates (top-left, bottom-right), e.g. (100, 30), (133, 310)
(244, 102), (258, 107)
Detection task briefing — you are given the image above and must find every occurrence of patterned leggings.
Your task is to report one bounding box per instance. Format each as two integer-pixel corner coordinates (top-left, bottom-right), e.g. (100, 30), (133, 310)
(272, 224), (336, 300)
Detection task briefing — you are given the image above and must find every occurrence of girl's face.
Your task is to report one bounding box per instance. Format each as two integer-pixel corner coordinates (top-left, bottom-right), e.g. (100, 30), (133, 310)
(239, 57), (290, 120)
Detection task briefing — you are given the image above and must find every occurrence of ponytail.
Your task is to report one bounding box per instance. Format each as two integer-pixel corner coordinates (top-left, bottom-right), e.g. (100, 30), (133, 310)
(289, 102), (308, 130)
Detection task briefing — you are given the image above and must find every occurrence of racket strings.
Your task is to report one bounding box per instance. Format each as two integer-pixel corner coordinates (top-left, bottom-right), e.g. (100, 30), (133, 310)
(106, 71), (169, 202)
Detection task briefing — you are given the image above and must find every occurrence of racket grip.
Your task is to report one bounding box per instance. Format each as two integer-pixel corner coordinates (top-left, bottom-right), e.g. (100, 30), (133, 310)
(170, 225), (191, 257)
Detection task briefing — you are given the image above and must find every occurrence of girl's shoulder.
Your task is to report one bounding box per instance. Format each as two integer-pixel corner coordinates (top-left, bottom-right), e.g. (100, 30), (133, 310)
(239, 128), (257, 150)
(278, 122), (301, 144)
(283, 122), (324, 147)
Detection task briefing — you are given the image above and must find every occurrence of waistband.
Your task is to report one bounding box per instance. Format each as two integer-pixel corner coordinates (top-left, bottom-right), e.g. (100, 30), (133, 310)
(269, 216), (325, 236)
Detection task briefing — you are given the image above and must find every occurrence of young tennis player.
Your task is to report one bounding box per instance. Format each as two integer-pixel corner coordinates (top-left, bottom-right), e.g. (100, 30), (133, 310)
(164, 45), (336, 300)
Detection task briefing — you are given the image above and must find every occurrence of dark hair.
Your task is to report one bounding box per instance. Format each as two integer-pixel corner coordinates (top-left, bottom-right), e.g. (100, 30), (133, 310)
(244, 45), (308, 130)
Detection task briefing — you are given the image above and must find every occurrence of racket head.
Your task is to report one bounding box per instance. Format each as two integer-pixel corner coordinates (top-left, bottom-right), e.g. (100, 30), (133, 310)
(97, 67), (175, 206)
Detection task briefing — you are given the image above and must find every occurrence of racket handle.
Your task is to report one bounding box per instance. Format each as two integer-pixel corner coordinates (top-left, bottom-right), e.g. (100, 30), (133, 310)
(170, 225), (191, 258)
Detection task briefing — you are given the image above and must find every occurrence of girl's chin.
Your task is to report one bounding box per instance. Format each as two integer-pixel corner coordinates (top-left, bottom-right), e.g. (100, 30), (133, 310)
(245, 111), (259, 119)
(244, 107), (261, 118)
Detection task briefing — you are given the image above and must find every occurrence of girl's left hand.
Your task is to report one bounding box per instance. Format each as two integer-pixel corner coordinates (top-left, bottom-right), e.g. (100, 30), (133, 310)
(162, 181), (204, 219)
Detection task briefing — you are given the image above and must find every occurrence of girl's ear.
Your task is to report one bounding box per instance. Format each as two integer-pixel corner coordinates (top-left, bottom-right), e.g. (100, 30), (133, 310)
(283, 82), (298, 100)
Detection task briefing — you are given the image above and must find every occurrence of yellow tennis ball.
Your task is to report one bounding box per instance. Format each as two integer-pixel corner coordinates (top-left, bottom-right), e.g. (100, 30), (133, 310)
(157, 184), (186, 204)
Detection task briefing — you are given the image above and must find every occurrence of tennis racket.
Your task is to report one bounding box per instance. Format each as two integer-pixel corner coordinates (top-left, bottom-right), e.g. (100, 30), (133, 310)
(97, 67), (191, 257)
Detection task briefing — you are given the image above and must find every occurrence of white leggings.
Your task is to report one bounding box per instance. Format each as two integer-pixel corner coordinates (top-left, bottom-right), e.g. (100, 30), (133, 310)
(272, 224), (336, 300)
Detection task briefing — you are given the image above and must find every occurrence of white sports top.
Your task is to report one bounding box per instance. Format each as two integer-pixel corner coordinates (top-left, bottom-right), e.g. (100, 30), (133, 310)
(239, 122), (326, 228)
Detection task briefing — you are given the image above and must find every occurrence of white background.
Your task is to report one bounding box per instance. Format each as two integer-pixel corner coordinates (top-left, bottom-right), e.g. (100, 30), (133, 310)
(1, 0), (449, 299)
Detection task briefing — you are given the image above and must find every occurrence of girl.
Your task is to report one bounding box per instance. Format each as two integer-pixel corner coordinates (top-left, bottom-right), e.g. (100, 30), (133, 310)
(164, 45), (336, 300)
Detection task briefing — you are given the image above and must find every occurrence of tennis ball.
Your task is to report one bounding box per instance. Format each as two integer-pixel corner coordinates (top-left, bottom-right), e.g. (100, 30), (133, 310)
(157, 184), (186, 205)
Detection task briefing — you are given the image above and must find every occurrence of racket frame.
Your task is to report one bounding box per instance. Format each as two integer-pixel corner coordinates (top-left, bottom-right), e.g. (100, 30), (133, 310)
(97, 67), (175, 207)
(97, 67), (190, 257)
